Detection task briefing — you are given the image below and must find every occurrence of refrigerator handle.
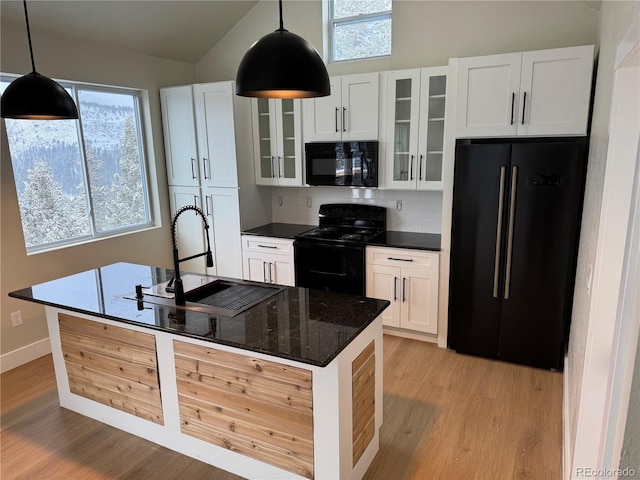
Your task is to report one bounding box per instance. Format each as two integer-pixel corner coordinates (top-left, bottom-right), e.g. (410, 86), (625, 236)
(492, 166), (507, 298)
(504, 166), (518, 300)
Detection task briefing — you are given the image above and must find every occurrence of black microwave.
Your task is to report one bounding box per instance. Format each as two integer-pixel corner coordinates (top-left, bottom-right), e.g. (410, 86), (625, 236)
(305, 141), (378, 187)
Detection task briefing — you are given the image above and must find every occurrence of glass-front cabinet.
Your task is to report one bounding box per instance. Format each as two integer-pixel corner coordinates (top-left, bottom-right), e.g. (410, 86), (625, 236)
(251, 98), (303, 186)
(384, 66), (447, 190)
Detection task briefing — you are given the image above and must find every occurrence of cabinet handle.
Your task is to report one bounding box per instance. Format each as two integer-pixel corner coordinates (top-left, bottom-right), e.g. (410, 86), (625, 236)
(402, 277), (407, 302)
(205, 195), (211, 217)
(504, 166), (518, 300)
(342, 107), (346, 132)
(419, 154), (424, 181)
(193, 195), (199, 208)
(335, 107), (339, 133)
(492, 166), (506, 298)
(387, 257), (414, 262)
(510, 92), (515, 125)
(271, 156), (276, 178)
(393, 276), (398, 301)
(278, 156), (282, 178)
(202, 157), (209, 180)
(521, 92), (527, 125)
(190, 158), (196, 179)
(257, 244), (278, 249)
(263, 261), (268, 283)
(269, 262), (273, 283)
(410, 155), (415, 181)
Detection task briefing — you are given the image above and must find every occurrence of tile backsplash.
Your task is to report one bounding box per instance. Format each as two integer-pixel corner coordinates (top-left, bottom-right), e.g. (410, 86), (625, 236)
(270, 187), (443, 233)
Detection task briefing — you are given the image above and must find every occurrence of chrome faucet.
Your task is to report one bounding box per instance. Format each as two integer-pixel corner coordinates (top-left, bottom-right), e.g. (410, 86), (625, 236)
(170, 205), (214, 305)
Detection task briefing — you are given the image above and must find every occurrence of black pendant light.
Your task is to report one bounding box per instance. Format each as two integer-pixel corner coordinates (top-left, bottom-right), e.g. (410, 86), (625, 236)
(1, 0), (78, 120)
(236, 0), (330, 99)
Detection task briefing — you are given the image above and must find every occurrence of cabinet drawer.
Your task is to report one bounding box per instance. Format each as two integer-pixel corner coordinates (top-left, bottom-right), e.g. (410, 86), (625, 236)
(241, 235), (294, 255)
(366, 246), (439, 268)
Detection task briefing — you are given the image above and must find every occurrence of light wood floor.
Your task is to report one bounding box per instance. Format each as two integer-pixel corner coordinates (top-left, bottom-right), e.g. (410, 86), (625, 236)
(1, 335), (562, 480)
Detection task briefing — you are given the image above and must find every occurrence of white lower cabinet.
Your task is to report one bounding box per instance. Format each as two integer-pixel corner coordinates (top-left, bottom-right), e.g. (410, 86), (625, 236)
(168, 186), (243, 279)
(366, 246), (439, 334)
(241, 236), (295, 286)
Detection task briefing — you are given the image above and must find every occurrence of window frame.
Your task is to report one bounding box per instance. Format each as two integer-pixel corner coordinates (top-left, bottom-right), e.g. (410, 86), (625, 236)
(1, 73), (156, 254)
(327, 0), (393, 63)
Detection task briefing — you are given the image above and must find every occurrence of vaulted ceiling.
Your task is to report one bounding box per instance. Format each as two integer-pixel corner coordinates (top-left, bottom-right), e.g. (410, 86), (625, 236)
(0, 0), (258, 64)
(1, 0), (601, 65)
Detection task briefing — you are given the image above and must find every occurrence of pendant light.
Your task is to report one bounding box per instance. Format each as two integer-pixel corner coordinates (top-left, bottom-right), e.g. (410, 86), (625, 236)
(236, 0), (330, 99)
(1, 0), (78, 120)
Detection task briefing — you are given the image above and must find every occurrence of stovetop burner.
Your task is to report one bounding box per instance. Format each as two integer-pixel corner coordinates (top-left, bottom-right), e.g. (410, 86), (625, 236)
(294, 204), (387, 245)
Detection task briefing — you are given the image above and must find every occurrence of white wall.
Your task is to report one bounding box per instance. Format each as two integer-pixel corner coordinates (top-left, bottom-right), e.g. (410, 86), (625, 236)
(565, 0), (640, 471)
(0, 25), (196, 365)
(197, 0), (599, 81)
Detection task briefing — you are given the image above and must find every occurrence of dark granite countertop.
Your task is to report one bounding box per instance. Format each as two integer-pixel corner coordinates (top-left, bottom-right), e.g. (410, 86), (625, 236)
(9, 262), (388, 368)
(368, 231), (441, 251)
(242, 223), (316, 239)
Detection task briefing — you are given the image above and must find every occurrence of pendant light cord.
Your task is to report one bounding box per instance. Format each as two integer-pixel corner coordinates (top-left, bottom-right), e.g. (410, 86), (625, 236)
(23, 0), (37, 73)
(278, 0), (284, 31)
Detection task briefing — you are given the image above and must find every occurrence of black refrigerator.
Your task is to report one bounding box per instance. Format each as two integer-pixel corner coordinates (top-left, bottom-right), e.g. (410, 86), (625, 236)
(448, 138), (587, 370)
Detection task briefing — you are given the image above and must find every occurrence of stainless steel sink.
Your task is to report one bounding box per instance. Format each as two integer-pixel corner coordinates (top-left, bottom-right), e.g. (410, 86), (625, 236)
(127, 279), (284, 317)
(184, 280), (283, 315)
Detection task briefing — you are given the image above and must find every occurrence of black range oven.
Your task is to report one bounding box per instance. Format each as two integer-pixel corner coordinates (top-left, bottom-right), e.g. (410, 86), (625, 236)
(294, 204), (386, 296)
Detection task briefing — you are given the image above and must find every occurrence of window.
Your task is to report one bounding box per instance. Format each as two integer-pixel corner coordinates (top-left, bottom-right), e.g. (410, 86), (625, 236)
(1, 75), (152, 252)
(329, 0), (392, 62)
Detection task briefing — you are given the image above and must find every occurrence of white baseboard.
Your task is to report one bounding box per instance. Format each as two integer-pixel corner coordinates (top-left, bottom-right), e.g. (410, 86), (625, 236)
(563, 353), (572, 480)
(0, 338), (51, 373)
(383, 327), (438, 344)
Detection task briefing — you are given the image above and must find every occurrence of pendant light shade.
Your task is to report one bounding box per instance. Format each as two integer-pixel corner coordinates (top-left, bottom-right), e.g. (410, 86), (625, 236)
(1, 0), (78, 120)
(2, 72), (79, 120)
(236, 0), (330, 99)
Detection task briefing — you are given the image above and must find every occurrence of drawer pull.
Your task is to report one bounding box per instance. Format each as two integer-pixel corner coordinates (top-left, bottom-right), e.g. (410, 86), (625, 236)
(257, 244), (278, 249)
(387, 257), (414, 262)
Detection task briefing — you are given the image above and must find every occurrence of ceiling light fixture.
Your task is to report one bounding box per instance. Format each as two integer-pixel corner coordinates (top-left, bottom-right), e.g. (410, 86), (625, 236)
(1, 0), (78, 120)
(235, 0), (330, 99)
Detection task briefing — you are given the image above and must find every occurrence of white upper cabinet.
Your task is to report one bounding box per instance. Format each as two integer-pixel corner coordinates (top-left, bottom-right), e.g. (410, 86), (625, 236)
(384, 66), (447, 190)
(193, 82), (239, 188)
(251, 98), (303, 186)
(160, 86), (200, 187)
(456, 45), (594, 137)
(303, 73), (379, 142)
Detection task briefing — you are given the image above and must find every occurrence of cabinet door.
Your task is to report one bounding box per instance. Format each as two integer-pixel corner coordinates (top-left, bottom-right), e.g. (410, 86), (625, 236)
(168, 186), (206, 274)
(400, 264), (439, 334)
(204, 187), (242, 279)
(417, 67), (447, 190)
(303, 77), (342, 142)
(384, 69), (421, 190)
(518, 45), (594, 136)
(456, 53), (522, 138)
(274, 99), (303, 186)
(243, 253), (270, 282)
(251, 98), (278, 186)
(270, 258), (295, 286)
(366, 264), (401, 327)
(342, 72), (380, 141)
(193, 82), (238, 188)
(160, 86), (199, 187)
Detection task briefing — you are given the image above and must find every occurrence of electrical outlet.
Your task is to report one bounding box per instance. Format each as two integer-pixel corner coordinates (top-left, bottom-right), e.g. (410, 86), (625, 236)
(11, 311), (23, 327)
(277, 196), (283, 206)
(396, 200), (403, 211)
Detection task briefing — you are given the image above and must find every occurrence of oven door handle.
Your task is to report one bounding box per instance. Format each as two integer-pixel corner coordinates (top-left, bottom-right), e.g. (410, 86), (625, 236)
(308, 268), (348, 277)
(393, 276), (398, 301)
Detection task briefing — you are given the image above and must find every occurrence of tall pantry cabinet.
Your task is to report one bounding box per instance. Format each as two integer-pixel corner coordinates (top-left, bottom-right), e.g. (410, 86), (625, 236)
(160, 81), (257, 279)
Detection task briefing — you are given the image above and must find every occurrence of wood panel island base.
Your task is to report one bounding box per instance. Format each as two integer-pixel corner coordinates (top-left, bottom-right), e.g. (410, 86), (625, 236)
(10, 263), (387, 480)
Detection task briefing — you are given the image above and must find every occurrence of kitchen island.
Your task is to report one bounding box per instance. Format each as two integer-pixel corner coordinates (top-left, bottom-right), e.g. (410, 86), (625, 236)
(9, 262), (388, 480)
